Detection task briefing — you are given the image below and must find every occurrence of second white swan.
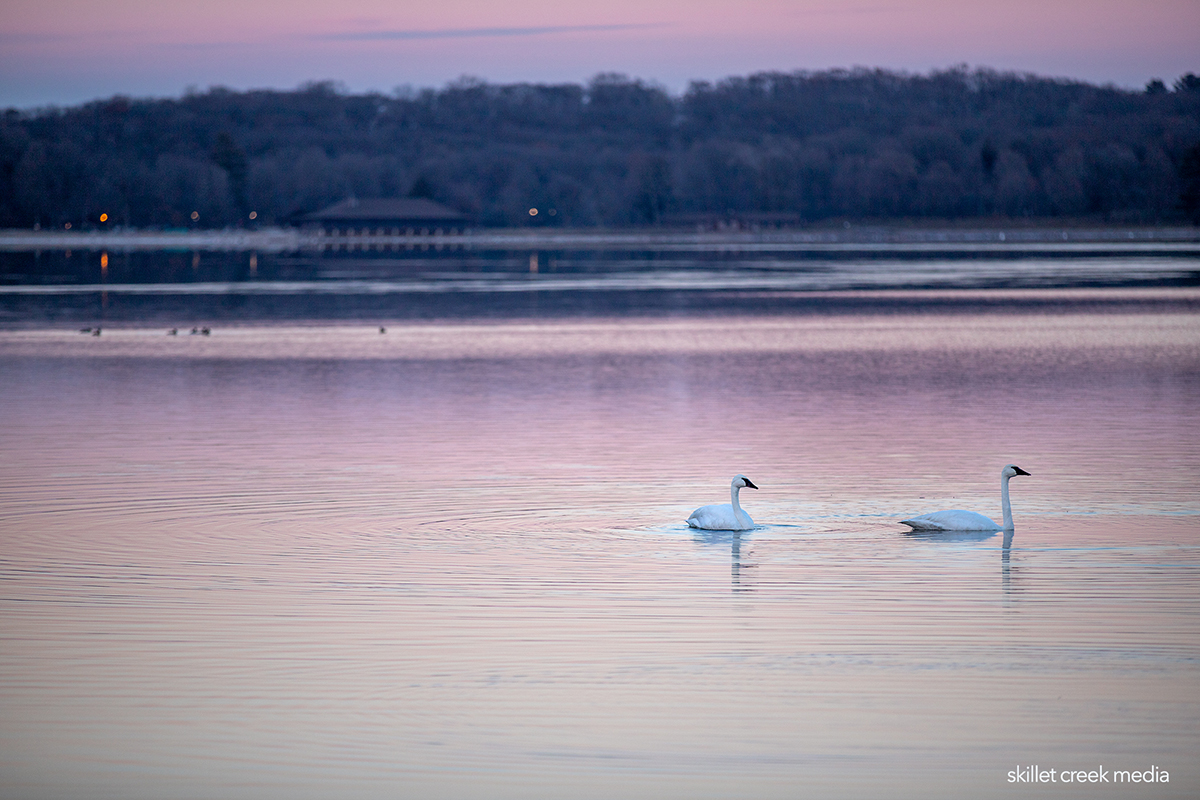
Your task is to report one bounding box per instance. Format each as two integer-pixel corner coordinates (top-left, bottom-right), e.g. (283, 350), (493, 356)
(900, 464), (1031, 532)
(688, 474), (758, 530)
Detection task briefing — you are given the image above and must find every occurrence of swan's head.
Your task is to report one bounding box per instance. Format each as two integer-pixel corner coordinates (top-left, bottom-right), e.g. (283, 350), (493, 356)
(733, 474), (759, 490)
(1003, 464), (1031, 478)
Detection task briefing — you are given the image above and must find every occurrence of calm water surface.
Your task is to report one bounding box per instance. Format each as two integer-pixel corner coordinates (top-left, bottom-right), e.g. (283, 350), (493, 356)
(2, 300), (1199, 798)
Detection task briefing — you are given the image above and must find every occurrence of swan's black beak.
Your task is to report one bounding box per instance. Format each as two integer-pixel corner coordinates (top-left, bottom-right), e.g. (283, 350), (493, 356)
(1013, 466), (1031, 476)
(744, 478), (759, 489)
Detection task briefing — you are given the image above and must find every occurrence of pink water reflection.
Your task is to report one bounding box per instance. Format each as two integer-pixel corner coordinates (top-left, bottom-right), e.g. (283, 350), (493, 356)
(1, 308), (1198, 798)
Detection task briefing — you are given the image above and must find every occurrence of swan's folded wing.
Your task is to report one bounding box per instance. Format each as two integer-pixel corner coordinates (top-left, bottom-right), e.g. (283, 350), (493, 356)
(900, 514), (943, 531)
(688, 503), (743, 530)
(901, 510), (999, 531)
(688, 504), (716, 527)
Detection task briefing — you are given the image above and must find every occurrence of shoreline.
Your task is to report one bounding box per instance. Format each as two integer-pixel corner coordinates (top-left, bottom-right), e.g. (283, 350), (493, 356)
(3, 225), (1199, 253)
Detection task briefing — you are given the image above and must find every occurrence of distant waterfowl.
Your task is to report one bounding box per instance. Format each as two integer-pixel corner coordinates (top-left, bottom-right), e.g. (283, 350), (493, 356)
(92, 328), (101, 336)
(201, 327), (211, 336)
(78, 327), (92, 334)
(379, 326), (387, 334)
(168, 328), (178, 335)
(190, 327), (199, 335)
(900, 464), (1031, 532)
(687, 474), (758, 531)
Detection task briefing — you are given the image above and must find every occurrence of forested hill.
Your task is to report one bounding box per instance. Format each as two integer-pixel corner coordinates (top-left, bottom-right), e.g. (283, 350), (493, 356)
(3, 67), (1199, 229)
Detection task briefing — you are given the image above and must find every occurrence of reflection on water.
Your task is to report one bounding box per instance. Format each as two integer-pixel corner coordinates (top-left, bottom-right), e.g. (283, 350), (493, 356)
(1002, 529), (1015, 599)
(901, 528), (1017, 600)
(1, 306), (1198, 799)
(2, 242), (1198, 323)
(900, 530), (1002, 543)
(691, 529), (755, 593)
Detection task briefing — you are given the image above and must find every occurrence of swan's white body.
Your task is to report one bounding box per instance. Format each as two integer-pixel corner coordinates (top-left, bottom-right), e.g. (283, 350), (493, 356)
(901, 464), (1030, 532)
(688, 475), (758, 530)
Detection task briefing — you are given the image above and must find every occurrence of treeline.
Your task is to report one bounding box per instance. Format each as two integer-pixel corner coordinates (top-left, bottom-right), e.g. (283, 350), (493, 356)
(2, 67), (1199, 229)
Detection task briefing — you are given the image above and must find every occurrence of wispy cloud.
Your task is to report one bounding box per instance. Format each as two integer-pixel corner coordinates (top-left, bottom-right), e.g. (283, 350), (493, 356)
(316, 23), (668, 42)
(0, 32), (70, 44)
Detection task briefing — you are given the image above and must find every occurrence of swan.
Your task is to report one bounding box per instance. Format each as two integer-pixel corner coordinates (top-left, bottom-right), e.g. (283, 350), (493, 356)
(687, 475), (758, 530)
(900, 464), (1031, 532)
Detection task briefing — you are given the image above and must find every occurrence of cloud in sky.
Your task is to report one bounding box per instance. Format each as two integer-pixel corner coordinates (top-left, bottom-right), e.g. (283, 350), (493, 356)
(317, 23), (668, 42)
(1, 0), (1197, 107)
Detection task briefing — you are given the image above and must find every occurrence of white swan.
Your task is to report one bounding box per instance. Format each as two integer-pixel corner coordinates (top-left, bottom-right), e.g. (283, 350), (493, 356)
(688, 475), (758, 530)
(900, 464), (1031, 532)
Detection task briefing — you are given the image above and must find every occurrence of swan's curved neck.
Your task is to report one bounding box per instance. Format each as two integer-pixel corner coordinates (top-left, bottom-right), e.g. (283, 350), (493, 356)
(730, 483), (743, 513)
(1000, 473), (1015, 530)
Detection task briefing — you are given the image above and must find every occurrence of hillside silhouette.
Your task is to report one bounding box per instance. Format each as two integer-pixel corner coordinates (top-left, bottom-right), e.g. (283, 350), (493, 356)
(2, 67), (1198, 229)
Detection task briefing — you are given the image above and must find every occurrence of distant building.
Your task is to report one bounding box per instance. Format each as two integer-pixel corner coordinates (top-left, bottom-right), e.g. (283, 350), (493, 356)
(301, 198), (468, 235)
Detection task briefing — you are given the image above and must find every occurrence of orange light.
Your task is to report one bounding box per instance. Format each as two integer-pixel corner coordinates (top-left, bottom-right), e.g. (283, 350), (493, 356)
(100, 252), (108, 270)
(191, 211), (199, 221)
(528, 208), (538, 216)
(249, 211), (257, 220)
(64, 222), (72, 230)
(99, 213), (108, 223)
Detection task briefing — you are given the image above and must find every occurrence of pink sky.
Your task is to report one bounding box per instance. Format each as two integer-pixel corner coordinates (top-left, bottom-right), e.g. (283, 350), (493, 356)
(2, 0), (1198, 107)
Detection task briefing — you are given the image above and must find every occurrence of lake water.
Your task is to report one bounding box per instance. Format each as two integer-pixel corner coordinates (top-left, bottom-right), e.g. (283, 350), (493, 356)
(1, 249), (1199, 798)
